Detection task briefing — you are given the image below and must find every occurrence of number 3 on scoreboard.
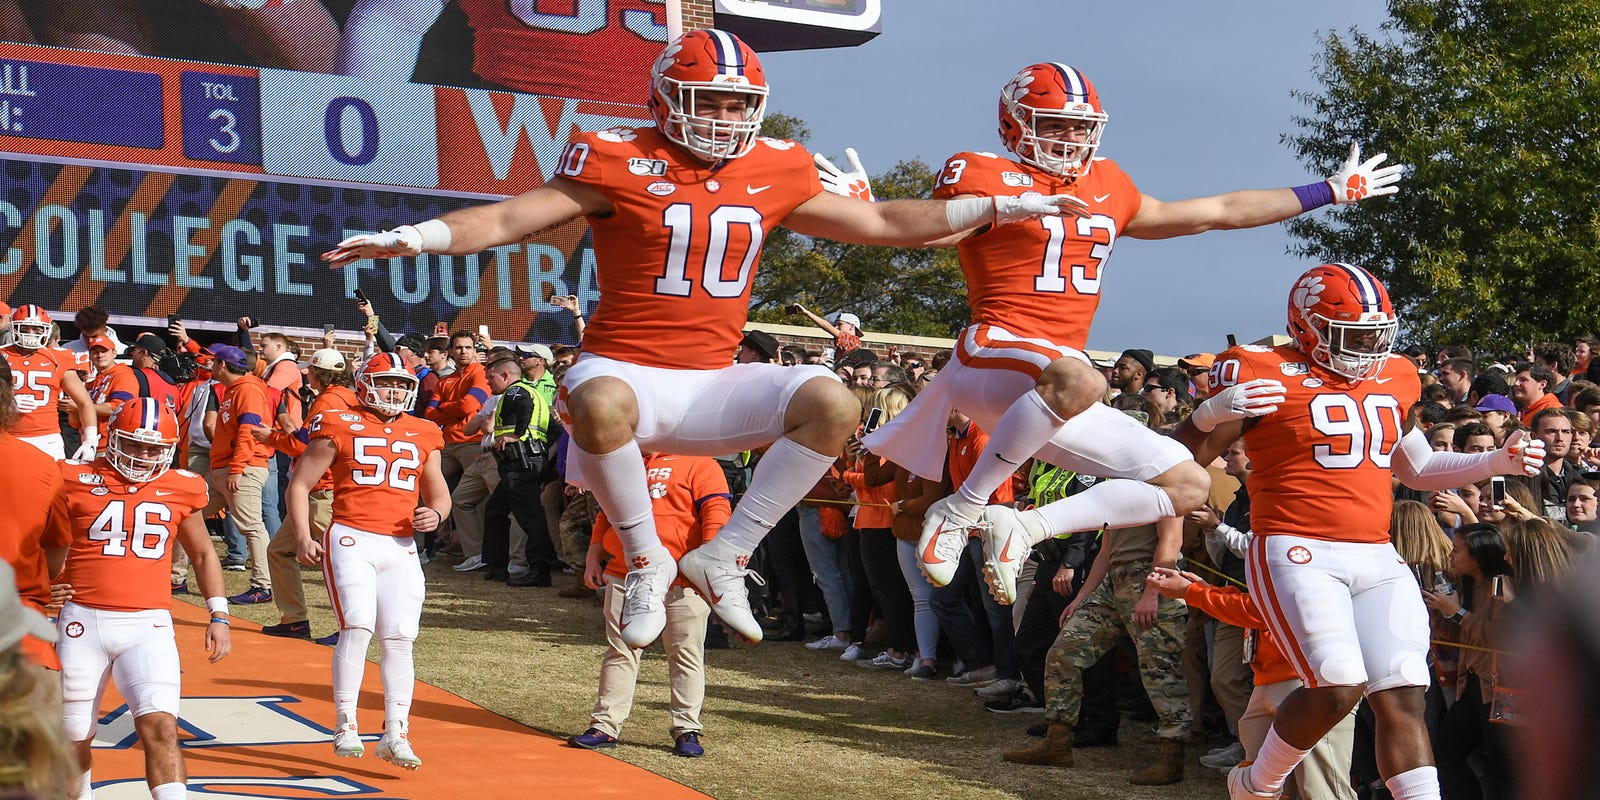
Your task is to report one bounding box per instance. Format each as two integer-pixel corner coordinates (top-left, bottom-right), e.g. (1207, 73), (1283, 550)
(208, 108), (241, 154)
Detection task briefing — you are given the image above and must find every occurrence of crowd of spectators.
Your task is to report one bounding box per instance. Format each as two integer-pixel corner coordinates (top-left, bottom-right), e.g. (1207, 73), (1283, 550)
(2, 296), (1596, 794)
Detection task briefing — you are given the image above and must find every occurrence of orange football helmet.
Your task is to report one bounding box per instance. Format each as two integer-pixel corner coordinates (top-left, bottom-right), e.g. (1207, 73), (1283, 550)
(356, 352), (417, 416)
(998, 63), (1108, 179)
(106, 397), (180, 481)
(10, 304), (51, 350)
(650, 29), (768, 162)
(1287, 263), (1399, 382)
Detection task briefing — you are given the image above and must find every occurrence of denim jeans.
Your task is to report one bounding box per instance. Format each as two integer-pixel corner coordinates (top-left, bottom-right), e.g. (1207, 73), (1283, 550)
(796, 505), (853, 633)
(930, 537), (1018, 679)
(896, 539), (940, 661)
(260, 452), (284, 544)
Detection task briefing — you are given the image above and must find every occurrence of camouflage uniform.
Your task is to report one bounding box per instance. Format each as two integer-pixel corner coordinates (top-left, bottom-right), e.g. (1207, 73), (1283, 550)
(1043, 560), (1191, 741)
(558, 489), (601, 564)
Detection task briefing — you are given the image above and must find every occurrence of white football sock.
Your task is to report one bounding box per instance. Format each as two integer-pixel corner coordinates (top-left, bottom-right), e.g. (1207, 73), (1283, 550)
(150, 782), (186, 800)
(1027, 478), (1176, 544)
(333, 627), (373, 721)
(713, 437), (836, 553)
(955, 390), (1065, 509)
(379, 635), (416, 722)
(1248, 727), (1311, 793)
(1384, 766), (1441, 800)
(572, 439), (658, 558)
(73, 769), (92, 800)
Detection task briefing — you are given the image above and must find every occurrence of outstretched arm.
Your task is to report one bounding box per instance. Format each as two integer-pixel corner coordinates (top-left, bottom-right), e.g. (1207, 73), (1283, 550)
(783, 188), (1088, 248)
(1393, 428), (1543, 490)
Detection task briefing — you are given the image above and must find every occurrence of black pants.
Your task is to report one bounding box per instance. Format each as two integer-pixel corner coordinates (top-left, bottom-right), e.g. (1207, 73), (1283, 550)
(1015, 554), (1073, 702)
(763, 508), (810, 625)
(857, 527), (914, 654)
(483, 470), (552, 574)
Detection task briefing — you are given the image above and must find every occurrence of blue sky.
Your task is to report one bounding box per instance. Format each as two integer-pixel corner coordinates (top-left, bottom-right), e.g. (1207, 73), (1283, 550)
(763, 0), (1392, 356)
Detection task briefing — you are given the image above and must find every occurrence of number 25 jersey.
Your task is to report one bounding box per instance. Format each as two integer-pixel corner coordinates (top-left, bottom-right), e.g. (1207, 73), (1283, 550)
(1216, 345), (1420, 544)
(559, 127), (821, 370)
(311, 408), (444, 537)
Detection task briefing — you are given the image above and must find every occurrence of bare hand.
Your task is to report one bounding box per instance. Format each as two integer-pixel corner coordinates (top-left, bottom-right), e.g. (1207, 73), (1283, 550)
(226, 472), (241, 494)
(47, 583), (75, 613)
(413, 506), (442, 532)
(1051, 566), (1074, 597)
(1500, 495), (1535, 521)
(1145, 566), (1195, 600)
(296, 537), (325, 566)
(169, 320), (189, 343)
(551, 294), (580, 313)
(1421, 588), (1463, 618)
(584, 558), (606, 590)
(1186, 506), (1221, 530)
(249, 426), (273, 443)
(1059, 600), (1081, 627)
(206, 624), (232, 663)
(356, 298), (374, 318)
(1133, 590), (1159, 630)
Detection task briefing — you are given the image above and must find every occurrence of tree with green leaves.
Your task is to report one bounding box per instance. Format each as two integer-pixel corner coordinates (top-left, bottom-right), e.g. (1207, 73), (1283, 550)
(750, 114), (970, 337)
(1285, 0), (1600, 351)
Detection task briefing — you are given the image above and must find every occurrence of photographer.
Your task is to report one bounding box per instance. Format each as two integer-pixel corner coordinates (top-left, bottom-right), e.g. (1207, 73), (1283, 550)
(786, 302), (862, 366)
(481, 352), (560, 587)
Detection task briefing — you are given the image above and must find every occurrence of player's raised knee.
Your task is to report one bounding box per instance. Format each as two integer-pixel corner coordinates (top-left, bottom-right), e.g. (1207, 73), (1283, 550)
(1037, 357), (1107, 419)
(1157, 459), (1211, 516)
(564, 377), (640, 450)
(786, 374), (861, 441)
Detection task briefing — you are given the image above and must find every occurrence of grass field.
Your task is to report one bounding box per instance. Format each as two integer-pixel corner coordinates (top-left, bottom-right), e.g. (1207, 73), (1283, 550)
(204, 549), (1227, 800)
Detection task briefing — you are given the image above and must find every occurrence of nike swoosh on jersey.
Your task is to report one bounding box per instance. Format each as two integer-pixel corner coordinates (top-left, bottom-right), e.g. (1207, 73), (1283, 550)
(746, 185), (771, 194)
(1094, 193), (1112, 203)
(405, 431), (420, 437)
(1374, 377), (1393, 384)
(155, 490), (174, 496)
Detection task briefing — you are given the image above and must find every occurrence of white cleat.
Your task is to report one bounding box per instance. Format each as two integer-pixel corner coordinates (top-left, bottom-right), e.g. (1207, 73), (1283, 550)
(917, 495), (981, 586)
(618, 548), (676, 649)
(377, 731), (422, 771)
(332, 719), (365, 759)
(678, 540), (763, 644)
(1227, 762), (1280, 799)
(979, 505), (1034, 606)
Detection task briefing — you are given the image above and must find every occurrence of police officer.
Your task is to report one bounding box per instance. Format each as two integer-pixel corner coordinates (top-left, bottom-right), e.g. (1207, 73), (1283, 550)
(481, 350), (559, 586)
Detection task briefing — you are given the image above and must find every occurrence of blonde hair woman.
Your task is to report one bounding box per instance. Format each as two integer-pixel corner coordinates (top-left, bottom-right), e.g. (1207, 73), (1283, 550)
(0, 562), (75, 799)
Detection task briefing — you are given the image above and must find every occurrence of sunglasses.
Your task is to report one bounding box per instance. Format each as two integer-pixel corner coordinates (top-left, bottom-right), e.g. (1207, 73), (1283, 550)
(1140, 385), (1167, 394)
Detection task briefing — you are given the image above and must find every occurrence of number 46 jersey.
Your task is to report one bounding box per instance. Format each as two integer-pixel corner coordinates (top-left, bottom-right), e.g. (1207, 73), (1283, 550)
(1215, 345), (1421, 545)
(312, 409), (443, 537)
(54, 461), (208, 612)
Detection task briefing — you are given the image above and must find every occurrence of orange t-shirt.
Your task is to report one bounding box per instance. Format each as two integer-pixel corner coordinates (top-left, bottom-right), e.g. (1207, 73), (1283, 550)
(0, 432), (66, 668)
(933, 152), (1143, 350)
(211, 374), (273, 473)
(54, 460), (209, 613)
(947, 420), (1017, 505)
(312, 407), (445, 537)
(600, 453), (731, 586)
(4, 344), (78, 438)
(426, 362), (489, 445)
(87, 363), (139, 418)
(843, 457), (898, 530)
(1182, 583), (1295, 686)
(1215, 345), (1420, 544)
(561, 127), (822, 370)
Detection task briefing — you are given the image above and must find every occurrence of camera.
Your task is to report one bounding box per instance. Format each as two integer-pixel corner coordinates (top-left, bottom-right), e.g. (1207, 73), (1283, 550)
(784, 303), (802, 316)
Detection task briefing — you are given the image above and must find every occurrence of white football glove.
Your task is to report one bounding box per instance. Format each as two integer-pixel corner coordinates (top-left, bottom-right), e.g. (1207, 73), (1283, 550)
(815, 148), (874, 201)
(1190, 379), (1287, 432)
(325, 225), (424, 265)
(12, 394), (41, 414)
(71, 426), (99, 461)
(1497, 430), (1546, 478)
(993, 192), (1090, 225)
(1327, 142), (1405, 204)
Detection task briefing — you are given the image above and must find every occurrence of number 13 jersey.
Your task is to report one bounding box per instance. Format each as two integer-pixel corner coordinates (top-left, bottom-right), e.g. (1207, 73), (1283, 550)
(1215, 345), (1421, 544)
(559, 126), (821, 370)
(311, 409), (444, 537)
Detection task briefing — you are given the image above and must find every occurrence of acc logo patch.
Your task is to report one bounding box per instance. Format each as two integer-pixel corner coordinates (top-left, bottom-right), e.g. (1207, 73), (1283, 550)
(65, 621), (85, 638)
(759, 137), (796, 151)
(628, 157), (667, 176)
(176, 469), (199, 478)
(339, 414), (361, 422)
(339, 536), (356, 547)
(91, 487), (110, 496)
(1301, 378), (1324, 389)
(1287, 546), (1313, 565)
(1280, 362), (1311, 376)
(78, 472), (104, 485)
(647, 181), (676, 196)
(1000, 172), (1034, 187)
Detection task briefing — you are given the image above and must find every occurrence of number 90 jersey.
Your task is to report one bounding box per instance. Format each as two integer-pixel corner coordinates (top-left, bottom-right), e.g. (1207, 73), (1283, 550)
(558, 127), (821, 370)
(312, 408), (444, 537)
(1214, 344), (1421, 544)
(54, 461), (209, 612)
(932, 152), (1142, 350)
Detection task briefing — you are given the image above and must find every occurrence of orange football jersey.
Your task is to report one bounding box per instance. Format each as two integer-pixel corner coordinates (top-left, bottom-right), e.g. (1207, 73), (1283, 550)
(456, 0), (665, 105)
(312, 407), (444, 537)
(932, 153), (1143, 349)
(561, 127), (822, 370)
(54, 460), (209, 612)
(1214, 345), (1421, 544)
(87, 363), (139, 416)
(0, 432), (66, 668)
(277, 385), (360, 492)
(4, 344), (78, 438)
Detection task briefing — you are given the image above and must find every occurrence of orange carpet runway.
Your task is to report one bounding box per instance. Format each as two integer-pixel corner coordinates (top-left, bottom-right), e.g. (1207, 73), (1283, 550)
(87, 601), (710, 799)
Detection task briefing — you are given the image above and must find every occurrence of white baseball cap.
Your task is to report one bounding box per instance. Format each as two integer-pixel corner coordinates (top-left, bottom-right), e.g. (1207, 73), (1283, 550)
(518, 343), (554, 363)
(308, 348), (346, 370)
(836, 312), (862, 330)
(0, 560), (57, 652)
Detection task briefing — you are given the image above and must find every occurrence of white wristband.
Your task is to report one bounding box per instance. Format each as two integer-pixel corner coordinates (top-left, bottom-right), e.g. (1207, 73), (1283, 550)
(944, 197), (995, 232)
(206, 596), (229, 615)
(410, 219), (453, 252)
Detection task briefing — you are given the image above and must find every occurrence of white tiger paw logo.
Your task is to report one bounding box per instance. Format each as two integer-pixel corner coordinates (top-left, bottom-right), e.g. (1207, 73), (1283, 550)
(653, 40), (684, 75)
(1004, 70), (1035, 101)
(1292, 275), (1326, 312)
(597, 127), (637, 143)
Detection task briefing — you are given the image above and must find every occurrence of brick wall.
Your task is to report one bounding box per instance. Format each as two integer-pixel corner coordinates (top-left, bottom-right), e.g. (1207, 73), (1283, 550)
(682, 0), (715, 30)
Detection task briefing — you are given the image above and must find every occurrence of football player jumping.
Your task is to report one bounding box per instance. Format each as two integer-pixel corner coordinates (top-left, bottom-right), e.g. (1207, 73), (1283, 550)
(1176, 263), (1543, 800)
(849, 64), (1405, 611)
(51, 398), (231, 800)
(288, 353), (449, 769)
(325, 30), (1087, 650)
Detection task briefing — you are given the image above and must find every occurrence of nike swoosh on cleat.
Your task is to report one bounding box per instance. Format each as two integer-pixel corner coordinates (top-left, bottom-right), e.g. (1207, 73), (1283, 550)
(922, 524), (949, 564)
(999, 536), (1017, 564)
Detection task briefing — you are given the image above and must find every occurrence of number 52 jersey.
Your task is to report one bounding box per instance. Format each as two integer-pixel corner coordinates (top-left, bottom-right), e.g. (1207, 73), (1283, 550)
(1214, 345), (1421, 545)
(53, 461), (209, 612)
(311, 409), (444, 537)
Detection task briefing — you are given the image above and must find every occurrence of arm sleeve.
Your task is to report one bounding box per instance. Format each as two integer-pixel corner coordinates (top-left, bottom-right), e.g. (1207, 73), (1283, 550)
(375, 319), (397, 354)
(1392, 427), (1503, 490)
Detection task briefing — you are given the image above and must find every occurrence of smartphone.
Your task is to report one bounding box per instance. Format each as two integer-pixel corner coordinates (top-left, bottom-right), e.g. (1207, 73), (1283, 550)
(864, 407), (884, 433)
(1490, 476), (1507, 509)
(1491, 574), (1506, 598)
(784, 303), (801, 316)
(477, 324), (491, 340)
(354, 288), (367, 303)
(323, 323), (336, 334)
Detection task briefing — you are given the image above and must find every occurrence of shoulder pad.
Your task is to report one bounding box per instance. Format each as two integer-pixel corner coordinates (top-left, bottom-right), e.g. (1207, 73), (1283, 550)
(64, 458), (92, 467)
